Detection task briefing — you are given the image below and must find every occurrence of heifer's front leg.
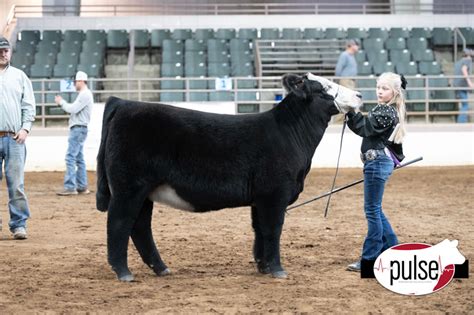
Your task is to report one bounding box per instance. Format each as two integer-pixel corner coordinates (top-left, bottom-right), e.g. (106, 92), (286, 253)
(255, 202), (287, 279)
(251, 206), (264, 265)
(107, 195), (143, 282)
(131, 199), (171, 277)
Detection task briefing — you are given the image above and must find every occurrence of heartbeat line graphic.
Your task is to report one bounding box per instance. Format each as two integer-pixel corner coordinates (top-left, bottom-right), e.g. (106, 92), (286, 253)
(438, 255), (455, 274)
(373, 259), (389, 273)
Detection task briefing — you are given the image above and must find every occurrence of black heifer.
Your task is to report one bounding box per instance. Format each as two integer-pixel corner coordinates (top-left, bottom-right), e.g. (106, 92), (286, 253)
(96, 74), (355, 281)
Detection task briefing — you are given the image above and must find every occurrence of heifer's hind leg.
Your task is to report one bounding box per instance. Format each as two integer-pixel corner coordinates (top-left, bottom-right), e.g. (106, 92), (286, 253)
(107, 193), (146, 282)
(255, 200), (287, 279)
(251, 206), (264, 266)
(131, 199), (170, 277)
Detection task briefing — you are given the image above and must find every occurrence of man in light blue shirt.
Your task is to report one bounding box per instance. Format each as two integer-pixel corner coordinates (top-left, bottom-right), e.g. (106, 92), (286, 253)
(335, 39), (359, 89)
(0, 36), (35, 239)
(453, 48), (473, 123)
(55, 71), (94, 196)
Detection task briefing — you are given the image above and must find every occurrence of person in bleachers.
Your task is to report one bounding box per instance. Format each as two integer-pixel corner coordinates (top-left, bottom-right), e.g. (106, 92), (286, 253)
(0, 36), (36, 240)
(54, 71), (94, 196)
(453, 48), (473, 123)
(335, 39), (360, 89)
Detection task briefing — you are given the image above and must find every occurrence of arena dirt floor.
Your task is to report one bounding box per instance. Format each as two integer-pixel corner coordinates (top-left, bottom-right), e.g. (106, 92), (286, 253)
(0, 166), (472, 313)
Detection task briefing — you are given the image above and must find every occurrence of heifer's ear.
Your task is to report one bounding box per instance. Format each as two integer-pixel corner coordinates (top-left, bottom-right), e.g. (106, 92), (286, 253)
(282, 74), (307, 99)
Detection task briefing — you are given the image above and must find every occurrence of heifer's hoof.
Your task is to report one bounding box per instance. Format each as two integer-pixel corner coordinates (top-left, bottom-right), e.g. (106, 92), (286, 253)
(271, 270), (288, 279)
(118, 273), (134, 282)
(257, 262), (271, 275)
(157, 268), (171, 277)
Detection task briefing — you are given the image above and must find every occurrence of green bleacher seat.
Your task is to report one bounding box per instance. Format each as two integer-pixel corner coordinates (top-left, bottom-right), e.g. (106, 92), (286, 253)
(151, 29), (171, 47)
(30, 64), (53, 78)
(356, 76), (376, 88)
(407, 37), (428, 50)
(163, 39), (184, 52)
(60, 40), (82, 54)
(48, 81), (60, 91)
(230, 39), (251, 52)
(53, 64), (76, 78)
(79, 51), (103, 65)
(189, 92), (209, 102)
(14, 41), (36, 54)
(325, 28), (346, 39)
(368, 28), (389, 40)
(161, 63), (184, 77)
(411, 27), (431, 38)
(395, 61), (418, 75)
(419, 61), (441, 75)
(34, 51), (56, 66)
(77, 64), (102, 78)
(64, 30), (85, 42)
(303, 28), (324, 39)
(236, 78), (257, 89)
(373, 61), (395, 75)
(282, 28), (302, 39)
(406, 75), (425, 88)
(412, 48), (434, 62)
(160, 92), (184, 102)
(162, 50), (184, 63)
(231, 50), (254, 64)
(389, 28), (410, 38)
(189, 78), (208, 89)
(107, 30), (128, 48)
(185, 51), (207, 64)
(385, 37), (406, 50)
(406, 88), (426, 112)
(429, 76), (456, 111)
(208, 50), (229, 63)
(37, 41), (60, 53)
(82, 40), (106, 53)
(355, 50), (367, 62)
(207, 39), (228, 51)
(360, 90), (377, 104)
(238, 28), (258, 39)
(215, 29), (236, 39)
(358, 61), (373, 75)
(347, 28), (368, 39)
(185, 39), (207, 51)
(458, 27), (474, 45)
(85, 30), (106, 42)
(47, 106), (67, 115)
(194, 29), (214, 40)
(231, 62), (253, 76)
(172, 29), (192, 40)
(57, 52), (79, 65)
(367, 49), (388, 63)
(363, 38), (384, 51)
(432, 28), (453, 45)
(15, 64), (31, 76)
(185, 63), (207, 77)
(43, 30), (62, 42)
(237, 91), (257, 101)
(389, 49), (411, 64)
(132, 30), (149, 48)
(161, 79), (184, 90)
(208, 62), (231, 77)
(19, 30), (40, 44)
(209, 91), (233, 102)
(260, 28), (280, 39)
(11, 51), (34, 65)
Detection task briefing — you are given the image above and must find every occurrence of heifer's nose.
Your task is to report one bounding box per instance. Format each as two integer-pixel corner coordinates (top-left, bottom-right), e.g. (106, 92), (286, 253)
(356, 93), (362, 99)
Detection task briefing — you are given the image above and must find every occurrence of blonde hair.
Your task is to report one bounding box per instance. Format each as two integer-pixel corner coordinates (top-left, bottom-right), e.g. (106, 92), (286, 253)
(377, 72), (407, 144)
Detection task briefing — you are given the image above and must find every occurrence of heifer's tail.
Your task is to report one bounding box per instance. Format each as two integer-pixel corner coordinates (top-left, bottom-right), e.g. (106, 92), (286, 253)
(96, 96), (122, 211)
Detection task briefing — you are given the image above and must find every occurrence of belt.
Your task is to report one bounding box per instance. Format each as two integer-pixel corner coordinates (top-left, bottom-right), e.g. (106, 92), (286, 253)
(0, 131), (15, 137)
(360, 149), (387, 163)
(71, 125), (87, 130)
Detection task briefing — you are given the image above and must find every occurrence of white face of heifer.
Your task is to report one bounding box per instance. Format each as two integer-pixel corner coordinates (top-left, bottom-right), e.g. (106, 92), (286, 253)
(306, 72), (362, 113)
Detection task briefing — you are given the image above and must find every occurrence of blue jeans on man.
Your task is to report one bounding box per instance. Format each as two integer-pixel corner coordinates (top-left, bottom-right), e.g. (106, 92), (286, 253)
(362, 154), (398, 261)
(0, 135), (30, 232)
(456, 90), (469, 123)
(64, 126), (88, 191)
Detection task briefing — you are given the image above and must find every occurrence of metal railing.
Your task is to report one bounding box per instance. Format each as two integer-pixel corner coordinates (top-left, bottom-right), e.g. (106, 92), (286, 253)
(11, 2), (474, 17)
(30, 75), (473, 127)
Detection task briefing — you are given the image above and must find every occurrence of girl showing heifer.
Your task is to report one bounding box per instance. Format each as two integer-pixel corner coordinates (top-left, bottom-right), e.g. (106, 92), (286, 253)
(346, 72), (407, 272)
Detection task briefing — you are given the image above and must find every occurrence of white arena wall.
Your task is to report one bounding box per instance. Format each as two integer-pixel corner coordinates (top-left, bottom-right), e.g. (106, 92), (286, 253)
(25, 103), (474, 172)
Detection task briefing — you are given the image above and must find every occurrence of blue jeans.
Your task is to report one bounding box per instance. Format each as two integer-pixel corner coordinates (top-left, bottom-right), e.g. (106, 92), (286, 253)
(361, 154), (398, 260)
(0, 135), (30, 231)
(456, 90), (469, 123)
(64, 126), (88, 191)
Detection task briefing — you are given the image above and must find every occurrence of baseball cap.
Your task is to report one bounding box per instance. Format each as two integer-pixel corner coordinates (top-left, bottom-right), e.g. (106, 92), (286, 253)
(0, 36), (11, 49)
(75, 71), (88, 81)
(346, 38), (359, 46)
